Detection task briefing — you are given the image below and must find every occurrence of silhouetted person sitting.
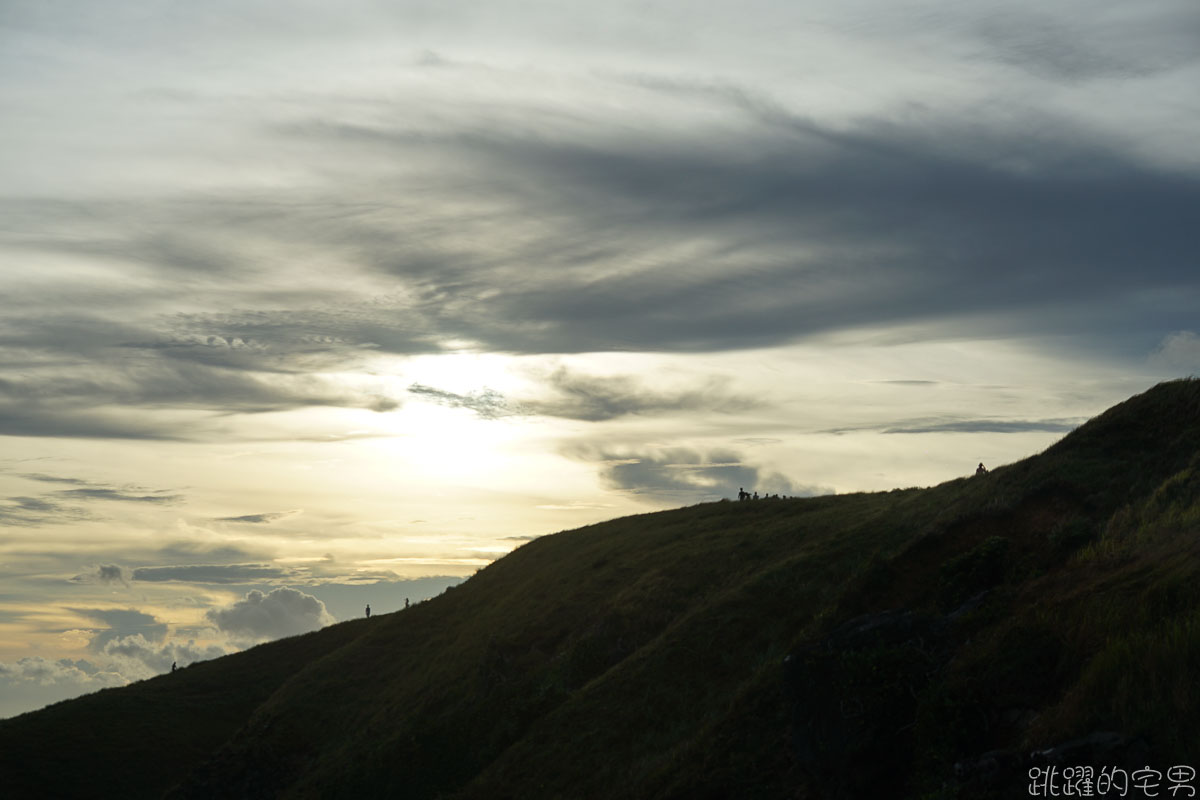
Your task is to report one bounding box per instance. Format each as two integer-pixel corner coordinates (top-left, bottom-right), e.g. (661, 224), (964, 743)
(976, 463), (988, 476)
(365, 604), (371, 619)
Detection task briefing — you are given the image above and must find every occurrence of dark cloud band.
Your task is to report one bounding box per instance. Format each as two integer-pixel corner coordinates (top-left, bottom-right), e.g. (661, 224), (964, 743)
(131, 565), (293, 584)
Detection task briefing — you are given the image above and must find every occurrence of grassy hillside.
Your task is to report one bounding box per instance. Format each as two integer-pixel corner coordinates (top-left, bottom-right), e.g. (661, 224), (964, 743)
(3, 378), (1200, 799)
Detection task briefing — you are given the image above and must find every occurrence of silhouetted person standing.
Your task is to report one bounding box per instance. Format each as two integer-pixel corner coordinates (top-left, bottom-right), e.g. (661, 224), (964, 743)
(171, 661), (177, 673)
(404, 598), (410, 609)
(365, 604), (371, 619)
(976, 462), (988, 476)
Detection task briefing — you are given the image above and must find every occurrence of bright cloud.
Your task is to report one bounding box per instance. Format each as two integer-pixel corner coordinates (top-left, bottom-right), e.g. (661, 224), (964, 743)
(205, 587), (336, 643)
(0, 657), (128, 719)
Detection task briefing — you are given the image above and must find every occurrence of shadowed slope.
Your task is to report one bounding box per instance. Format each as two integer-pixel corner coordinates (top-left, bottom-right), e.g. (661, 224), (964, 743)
(173, 490), (926, 799)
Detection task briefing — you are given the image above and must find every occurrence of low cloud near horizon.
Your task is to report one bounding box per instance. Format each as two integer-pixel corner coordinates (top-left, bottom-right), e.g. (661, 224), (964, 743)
(0, 584), (349, 719)
(564, 444), (831, 503)
(205, 587), (336, 642)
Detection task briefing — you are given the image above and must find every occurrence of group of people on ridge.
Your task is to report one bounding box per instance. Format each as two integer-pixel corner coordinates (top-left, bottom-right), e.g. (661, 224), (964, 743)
(737, 488), (787, 501)
(738, 463), (988, 503)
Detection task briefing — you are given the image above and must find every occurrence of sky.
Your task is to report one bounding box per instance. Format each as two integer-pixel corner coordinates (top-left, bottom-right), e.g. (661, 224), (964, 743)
(1, 0), (1198, 718)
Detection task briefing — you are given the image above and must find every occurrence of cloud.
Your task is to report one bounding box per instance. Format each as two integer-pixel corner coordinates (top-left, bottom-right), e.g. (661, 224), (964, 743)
(1, 1), (1197, 391)
(0, 308), (401, 440)
(3, 84), (1195, 448)
(0, 350), (397, 413)
(0, 657), (128, 719)
(154, 540), (271, 565)
(20, 472), (181, 502)
(16, 473), (91, 485)
(70, 564), (129, 586)
(54, 487), (182, 503)
(0, 656), (111, 687)
(409, 368), (756, 422)
(214, 510), (302, 524)
(0, 405), (187, 440)
(8, 56), (1195, 417)
(0, 638), (230, 719)
(1, 475), (182, 527)
(2, 589), (332, 718)
(524, 368), (758, 422)
(0, 495), (91, 527)
(241, 99), (1199, 362)
(142, 305), (442, 371)
(1152, 331), (1200, 373)
(882, 418), (1085, 435)
(132, 564), (294, 584)
(823, 417), (1086, 435)
(973, 6), (1200, 82)
(67, 608), (168, 651)
(97, 565), (127, 585)
(407, 384), (511, 419)
(566, 444), (828, 504)
(205, 587), (335, 641)
(98, 634), (227, 678)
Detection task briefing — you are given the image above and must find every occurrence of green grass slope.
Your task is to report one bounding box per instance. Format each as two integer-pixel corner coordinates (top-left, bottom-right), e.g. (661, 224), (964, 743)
(3, 378), (1200, 799)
